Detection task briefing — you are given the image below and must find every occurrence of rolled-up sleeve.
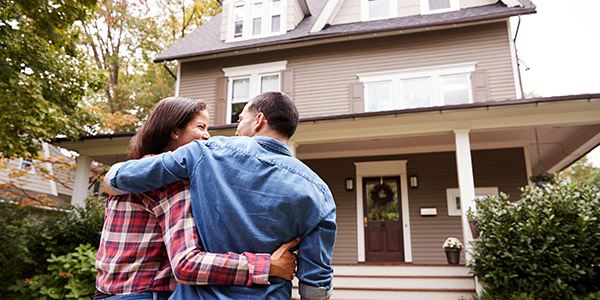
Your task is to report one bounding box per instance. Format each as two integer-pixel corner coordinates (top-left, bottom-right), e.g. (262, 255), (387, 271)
(297, 198), (337, 299)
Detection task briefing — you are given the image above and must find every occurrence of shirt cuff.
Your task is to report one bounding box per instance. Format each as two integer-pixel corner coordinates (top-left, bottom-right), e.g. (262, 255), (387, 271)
(244, 253), (271, 285)
(299, 282), (333, 299)
(105, 162), (128, 195)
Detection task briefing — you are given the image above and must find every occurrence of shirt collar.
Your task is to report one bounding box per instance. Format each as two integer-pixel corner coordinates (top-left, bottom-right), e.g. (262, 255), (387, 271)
(253, 136), (292, 157)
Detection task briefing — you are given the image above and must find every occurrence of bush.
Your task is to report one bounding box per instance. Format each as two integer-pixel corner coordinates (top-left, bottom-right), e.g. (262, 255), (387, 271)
(0, 198), (104, 298)
(468, 180), (600, 299)
(9, 244), (98, 300)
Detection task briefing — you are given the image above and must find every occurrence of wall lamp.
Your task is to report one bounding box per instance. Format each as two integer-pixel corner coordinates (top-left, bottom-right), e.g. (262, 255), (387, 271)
(409, 175), (418, 189)
(345, 178), (354, 191)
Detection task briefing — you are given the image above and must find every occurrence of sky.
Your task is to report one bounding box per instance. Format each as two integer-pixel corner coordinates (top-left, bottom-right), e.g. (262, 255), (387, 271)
(511, 0), (600, 167)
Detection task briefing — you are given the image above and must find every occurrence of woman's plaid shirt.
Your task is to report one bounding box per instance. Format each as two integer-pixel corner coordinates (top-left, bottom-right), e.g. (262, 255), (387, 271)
(95, 180), (270, 294)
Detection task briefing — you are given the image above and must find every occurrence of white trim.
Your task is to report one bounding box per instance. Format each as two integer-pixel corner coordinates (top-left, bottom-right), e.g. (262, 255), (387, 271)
(446, 187), (498, 216)
(310, 0), (343, 33)
(42, 143), (58, 197)
(175, 60), (181, 97)
(358, 62), (477, 82)
(453, 129), (476, 263)
(361, 0), (398, 22)
(226, 0), (287, 42)
(71, 155), (92, 208)
(500, 0), (522, 8)
(354, 160), (412, 263)
(223, 61), (287, 77)
(523, 145), (533, 186)
(507, 19), (522, 99)
(420, 0), (460, 15)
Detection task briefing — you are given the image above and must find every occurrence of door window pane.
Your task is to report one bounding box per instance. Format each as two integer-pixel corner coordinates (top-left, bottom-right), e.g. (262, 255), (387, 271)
(429, 0), (451, 10)
(368, 0), (389, 19)
(365, 177), (399, 221)
(402, 77), (430, 109)
(365, 81), (393, 112)
(261, 74), (279, 92)
(441, 74), (469, 105)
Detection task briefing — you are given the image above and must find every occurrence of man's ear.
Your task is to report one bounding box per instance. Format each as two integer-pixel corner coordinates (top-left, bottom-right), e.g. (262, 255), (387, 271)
(253, 112), (266, 132)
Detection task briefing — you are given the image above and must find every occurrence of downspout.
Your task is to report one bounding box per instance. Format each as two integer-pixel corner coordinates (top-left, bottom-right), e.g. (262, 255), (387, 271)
(163, 61), (177, 80)
(513, 16), (525, 98)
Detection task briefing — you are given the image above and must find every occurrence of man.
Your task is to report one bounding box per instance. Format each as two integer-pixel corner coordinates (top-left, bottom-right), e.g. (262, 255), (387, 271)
(105, 92), (336, 300)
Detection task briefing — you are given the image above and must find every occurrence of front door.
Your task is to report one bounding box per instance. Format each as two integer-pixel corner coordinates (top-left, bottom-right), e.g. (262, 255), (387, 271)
(363, 176), (404, 261)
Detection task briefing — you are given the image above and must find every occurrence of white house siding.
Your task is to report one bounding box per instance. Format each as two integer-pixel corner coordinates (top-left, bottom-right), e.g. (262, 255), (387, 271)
(303, 147), (527, 264)
(220, 4), (230, 41)
(178, 22), (516, 124)
(288, 0), (306, 31)
(48, 145), (73, 197)
(0, 158), (54, 196)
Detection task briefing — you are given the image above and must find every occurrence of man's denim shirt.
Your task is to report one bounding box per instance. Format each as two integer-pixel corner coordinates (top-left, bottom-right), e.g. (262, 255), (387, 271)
(108, 136), (337, 299)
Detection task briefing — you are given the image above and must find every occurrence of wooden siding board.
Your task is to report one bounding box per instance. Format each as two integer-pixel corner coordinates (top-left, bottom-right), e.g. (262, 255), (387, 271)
(304, 147), (528, 264)
(179, 22), (516, 122)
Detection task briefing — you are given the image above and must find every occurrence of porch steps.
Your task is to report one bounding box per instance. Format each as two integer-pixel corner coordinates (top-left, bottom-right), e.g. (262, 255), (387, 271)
(292, 265), (476, 300)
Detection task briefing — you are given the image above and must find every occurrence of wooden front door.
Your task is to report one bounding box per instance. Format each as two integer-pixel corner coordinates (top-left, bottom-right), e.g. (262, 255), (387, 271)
(363, 176), (404, 261)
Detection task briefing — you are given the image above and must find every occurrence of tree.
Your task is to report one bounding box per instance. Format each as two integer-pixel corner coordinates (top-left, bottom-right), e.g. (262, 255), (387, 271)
(560, 156), (600, 189)
(0, 0), (103, 158)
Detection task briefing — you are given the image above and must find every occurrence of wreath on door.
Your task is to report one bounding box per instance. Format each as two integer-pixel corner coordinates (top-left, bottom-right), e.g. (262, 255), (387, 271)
(370, 183), (394, 206)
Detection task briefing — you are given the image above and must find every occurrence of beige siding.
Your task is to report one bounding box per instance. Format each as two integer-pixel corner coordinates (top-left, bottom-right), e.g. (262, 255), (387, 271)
(331, 0), (360, 25)
(398, 0), (421, 17)
(287, 0), (305, 31)
(220, 3), (230, 41)
(179, 22), (516, 124)
(0, 158), (54, 196)
(303, 147), (528, 264)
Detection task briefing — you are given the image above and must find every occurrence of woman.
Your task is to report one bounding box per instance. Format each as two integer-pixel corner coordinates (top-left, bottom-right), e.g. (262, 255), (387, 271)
(95, 97), (297, 300)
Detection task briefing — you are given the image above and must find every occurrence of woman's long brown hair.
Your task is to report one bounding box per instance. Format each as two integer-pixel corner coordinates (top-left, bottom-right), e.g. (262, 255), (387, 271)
(128, 97), (207, 160)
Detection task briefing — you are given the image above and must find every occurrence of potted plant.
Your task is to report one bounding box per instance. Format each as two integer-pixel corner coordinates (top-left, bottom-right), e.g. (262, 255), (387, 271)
(529, 172), (555, 187)
(443, 237), (463, 265)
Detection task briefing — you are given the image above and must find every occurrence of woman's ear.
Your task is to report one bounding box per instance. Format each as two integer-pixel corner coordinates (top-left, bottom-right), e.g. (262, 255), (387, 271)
(171, 130), (179, 141)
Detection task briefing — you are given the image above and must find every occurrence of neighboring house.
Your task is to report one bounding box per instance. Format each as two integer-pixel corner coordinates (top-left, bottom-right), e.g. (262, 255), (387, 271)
(55, 0), (600, 298)
(0, 143), (74, 209)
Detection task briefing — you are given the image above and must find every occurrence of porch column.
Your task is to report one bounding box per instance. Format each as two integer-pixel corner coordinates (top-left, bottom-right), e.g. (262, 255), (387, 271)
(71, 155), (92, 207)
(287, 140), (297, 157)
(453, 129), (476, 262)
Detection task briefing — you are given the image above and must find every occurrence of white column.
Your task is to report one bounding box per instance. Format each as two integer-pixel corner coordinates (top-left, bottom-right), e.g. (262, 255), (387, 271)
(71, 155), (92, 207)
(287, 140), (297, 157)
(453, 129), (476, 261)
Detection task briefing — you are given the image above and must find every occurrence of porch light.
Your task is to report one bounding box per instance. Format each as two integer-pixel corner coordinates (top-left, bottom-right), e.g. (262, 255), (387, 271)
(345, 178), (354, 191)
(409, 175), (418, 188)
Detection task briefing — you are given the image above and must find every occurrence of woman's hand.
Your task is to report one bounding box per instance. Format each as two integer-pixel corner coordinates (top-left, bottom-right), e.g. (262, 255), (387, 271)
(269, 237), (300, 280)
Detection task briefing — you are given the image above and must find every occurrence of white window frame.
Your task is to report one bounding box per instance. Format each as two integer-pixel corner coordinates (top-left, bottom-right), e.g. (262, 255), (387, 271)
(227, 0), (287, 42)
(420, 0), (460, 15)
(357, 62), (476, 111)
(361, 0), (398, 21)
(223, 61), (287, 123)
(19, 158), (35, 174)
(446, 187), (499, 216)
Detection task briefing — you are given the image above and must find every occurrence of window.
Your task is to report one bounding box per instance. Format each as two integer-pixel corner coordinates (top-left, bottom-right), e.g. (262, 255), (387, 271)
(20, 158), (35, 174)
(229, 0), (285, 41)
(223, 61), (287, 123)
(446, 187), (499, 216)
(361, 0), (397, 21)
(358, 63), (476, 112)
(421, 0), (459, 14)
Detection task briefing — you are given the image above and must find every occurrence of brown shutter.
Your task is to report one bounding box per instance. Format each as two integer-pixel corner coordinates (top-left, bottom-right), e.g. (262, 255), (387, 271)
(471, 71), (489, 103)
(349, 82), (364, 113)
(281, 69), (294, 100)
(215, 77), (228, 125)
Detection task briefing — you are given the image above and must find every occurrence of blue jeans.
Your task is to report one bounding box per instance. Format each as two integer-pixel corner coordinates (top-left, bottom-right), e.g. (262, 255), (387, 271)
(107, 291), (172, 300)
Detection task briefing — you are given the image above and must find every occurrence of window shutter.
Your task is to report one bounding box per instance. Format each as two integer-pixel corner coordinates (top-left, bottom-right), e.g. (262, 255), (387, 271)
(349, 82), (364, 113)
(281, 69), (294, 100)
(215, 77), (228, 125)
(471, 71), (489, 103)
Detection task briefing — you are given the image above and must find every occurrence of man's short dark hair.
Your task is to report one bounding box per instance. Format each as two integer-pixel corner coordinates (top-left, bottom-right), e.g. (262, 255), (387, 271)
(248, 92), (299, 138)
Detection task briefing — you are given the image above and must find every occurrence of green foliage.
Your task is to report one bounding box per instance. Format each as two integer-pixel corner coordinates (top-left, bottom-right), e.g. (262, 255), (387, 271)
(560, 156), (600, 189)
(9, 244), (98, 300)
(0, 0), (103, 158)
(468, 180), (600, 299)
(0, 199), (104, 297)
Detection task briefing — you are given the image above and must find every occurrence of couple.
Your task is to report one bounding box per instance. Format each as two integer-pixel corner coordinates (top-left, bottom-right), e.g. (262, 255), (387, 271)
(97, 92), (336, 300)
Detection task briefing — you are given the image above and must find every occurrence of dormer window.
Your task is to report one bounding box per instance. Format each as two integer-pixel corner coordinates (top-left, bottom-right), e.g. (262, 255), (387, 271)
(228, 0), (286, 41)
(361, 0), (397, 21)
(421, 0), (459, 14)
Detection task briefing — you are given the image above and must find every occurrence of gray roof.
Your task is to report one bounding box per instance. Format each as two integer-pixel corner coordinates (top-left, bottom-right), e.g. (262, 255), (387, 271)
(155, 0), (536, 62)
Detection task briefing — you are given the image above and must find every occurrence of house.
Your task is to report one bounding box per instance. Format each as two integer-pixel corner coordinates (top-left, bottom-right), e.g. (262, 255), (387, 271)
(0, 143), (74, 209)
(54, 0), (600, 298)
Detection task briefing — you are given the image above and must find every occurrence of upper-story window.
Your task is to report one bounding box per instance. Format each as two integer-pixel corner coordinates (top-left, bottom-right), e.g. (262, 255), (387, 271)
(361, 0), (397, 21)
(228, 0), (286, 41)
(421, 0), (459, 14)
(358, 62), (476, 112)
(223, 61), (287, 123)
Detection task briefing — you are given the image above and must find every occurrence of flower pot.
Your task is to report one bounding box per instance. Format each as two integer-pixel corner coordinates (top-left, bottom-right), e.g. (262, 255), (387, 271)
(445, 249), (461, 265)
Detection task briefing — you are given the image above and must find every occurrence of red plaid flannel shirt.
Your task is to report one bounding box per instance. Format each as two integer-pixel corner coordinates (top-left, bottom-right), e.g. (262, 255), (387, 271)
(95, 180), (270, 294)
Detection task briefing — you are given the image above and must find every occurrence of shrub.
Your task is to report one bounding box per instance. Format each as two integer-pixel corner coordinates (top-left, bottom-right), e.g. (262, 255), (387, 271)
(468, 180), (600, 299)
(9, 244), (98, 300)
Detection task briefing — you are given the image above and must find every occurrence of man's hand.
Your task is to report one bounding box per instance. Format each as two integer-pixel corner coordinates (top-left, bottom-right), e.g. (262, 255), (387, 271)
(269, 237), (300, 280)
